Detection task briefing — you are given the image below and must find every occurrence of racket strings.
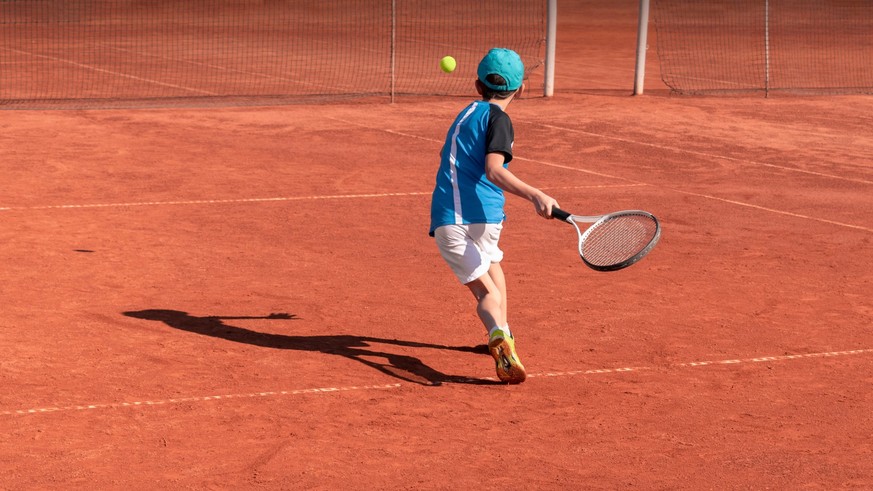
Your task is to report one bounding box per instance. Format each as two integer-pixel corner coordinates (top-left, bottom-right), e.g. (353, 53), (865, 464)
(581, 215), (658, 267)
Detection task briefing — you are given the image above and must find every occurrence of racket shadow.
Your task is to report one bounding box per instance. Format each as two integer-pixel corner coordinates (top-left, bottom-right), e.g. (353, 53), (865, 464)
(122, 309), (496, 386)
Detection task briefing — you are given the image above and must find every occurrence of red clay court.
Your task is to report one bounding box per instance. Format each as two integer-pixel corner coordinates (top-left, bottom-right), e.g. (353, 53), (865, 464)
(1, 1), (872, 489)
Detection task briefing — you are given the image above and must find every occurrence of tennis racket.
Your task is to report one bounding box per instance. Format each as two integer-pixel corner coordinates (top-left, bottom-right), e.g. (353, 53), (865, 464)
(551, 208), (661, 272)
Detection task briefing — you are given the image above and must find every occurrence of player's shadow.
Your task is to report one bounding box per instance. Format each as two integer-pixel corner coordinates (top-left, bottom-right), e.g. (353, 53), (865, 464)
(122, 309), (495, 386)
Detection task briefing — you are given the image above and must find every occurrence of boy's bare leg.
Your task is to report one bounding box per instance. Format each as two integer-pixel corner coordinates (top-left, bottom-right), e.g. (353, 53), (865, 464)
(465, 273), (502, 332)
(486, 262), (508, 330)
(465, 266), (526, 384)
(465, 263), (507, 331)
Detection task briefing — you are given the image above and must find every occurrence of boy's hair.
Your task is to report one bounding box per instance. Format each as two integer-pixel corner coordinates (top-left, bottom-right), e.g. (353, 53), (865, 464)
(477, 48), (524, 100)
(481, 74), (518, 100)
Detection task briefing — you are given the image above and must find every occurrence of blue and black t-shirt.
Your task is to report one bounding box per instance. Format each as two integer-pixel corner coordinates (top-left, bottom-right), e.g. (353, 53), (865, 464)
(429, 100), (514, 236)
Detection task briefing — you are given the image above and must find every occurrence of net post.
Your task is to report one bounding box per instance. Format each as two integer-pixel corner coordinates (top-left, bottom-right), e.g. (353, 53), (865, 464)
(633, 0), (651, 96)
(544, 0), (557, 97)
(764, 0), (770, 98)
(390, 0), (397, 104)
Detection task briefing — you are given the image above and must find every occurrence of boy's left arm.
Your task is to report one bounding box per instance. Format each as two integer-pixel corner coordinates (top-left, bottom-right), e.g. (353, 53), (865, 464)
(484, 153), (558, 219)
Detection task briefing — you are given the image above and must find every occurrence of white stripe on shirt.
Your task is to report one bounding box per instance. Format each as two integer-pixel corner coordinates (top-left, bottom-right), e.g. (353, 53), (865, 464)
(449, 102), (480, 224)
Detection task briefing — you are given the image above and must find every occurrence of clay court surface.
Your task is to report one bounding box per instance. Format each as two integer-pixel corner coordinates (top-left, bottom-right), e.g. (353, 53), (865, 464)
(2, 2), (872, 489)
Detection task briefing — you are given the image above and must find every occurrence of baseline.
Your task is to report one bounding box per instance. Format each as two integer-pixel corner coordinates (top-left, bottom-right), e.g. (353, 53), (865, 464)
(3, 348), (870, 418)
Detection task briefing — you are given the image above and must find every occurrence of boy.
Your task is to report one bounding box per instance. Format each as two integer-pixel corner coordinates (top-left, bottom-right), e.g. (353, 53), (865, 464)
(429, 48), (559, 384)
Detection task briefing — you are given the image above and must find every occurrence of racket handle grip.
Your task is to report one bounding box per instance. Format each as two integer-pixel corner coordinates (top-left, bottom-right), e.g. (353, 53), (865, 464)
(551, 207), (571, 221)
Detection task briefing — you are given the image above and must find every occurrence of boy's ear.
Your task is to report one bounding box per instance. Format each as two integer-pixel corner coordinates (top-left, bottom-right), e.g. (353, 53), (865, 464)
(475, 79), (485, 96)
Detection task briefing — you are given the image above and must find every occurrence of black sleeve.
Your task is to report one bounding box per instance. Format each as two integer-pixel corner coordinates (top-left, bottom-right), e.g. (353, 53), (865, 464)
(485, 107), (514, 163)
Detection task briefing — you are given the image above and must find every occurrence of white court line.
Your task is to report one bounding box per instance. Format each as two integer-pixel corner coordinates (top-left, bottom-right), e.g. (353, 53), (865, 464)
(0, 47), (216, 96)
(0, 193), (428, 212)
(662, 188), (873, 233)
(663, 73), (762, 88)
(523, 159), (873, 233)
(99, 44), (357, 93)
(326, 116), (636, 182)
(328, 115), (873, 185)
(528, 348), (873, 379)
(2, 348), (870, 417)
(326, 117), (873, 233)
(0, 383), (401, 417)
(529, 121), (873, 185)
(0, 185), (640, 213)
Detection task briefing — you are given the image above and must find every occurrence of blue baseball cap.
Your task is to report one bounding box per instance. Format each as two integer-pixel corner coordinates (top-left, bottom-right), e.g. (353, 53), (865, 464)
(477, 48), (524, 91)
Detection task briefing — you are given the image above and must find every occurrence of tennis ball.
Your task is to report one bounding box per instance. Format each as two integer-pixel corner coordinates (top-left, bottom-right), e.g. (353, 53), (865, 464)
(440, 56), (457, 73)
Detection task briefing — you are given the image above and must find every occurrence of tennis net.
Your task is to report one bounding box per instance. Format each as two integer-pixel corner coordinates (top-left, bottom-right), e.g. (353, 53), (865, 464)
(653, 0), (873, 95)
(0, 0), (546, 109)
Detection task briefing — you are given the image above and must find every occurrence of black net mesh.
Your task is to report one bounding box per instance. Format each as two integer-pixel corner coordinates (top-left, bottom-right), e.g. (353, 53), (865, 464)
(0, 0), (546, 109)
(653, 0), (873, 95)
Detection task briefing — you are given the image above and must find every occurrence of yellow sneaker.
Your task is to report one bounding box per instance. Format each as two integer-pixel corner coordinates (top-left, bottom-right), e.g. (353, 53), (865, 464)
(488, 330), (526, 384)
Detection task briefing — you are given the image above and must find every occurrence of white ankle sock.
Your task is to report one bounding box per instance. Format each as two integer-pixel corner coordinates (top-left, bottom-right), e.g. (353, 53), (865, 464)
(489, 325), (512, 338)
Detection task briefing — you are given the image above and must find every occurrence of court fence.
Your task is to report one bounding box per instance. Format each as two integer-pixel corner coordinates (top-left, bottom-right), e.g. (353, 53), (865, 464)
(634, 0), (873, 95)
(0, 0), (556, 109)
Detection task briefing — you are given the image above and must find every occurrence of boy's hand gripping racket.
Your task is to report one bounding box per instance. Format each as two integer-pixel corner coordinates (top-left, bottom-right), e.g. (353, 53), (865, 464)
(551, 208), (661, 271)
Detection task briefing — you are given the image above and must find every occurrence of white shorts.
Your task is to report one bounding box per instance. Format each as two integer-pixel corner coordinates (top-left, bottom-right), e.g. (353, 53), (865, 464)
(433, 223), (504, 284)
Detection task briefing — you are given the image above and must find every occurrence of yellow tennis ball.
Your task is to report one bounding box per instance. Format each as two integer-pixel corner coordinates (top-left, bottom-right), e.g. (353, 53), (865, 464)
(440, 56), (457, 73)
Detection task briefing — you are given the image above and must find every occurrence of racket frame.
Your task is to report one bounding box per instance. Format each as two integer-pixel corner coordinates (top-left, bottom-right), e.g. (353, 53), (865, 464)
(552, 208), (661, 272)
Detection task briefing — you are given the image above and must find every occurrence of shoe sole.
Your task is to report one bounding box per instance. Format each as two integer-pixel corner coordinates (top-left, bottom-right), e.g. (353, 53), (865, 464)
(488, 338), (527, 384)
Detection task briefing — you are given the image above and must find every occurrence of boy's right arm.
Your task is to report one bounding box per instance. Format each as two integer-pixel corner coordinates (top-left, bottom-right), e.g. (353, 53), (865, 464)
(484, 152), (559, 219)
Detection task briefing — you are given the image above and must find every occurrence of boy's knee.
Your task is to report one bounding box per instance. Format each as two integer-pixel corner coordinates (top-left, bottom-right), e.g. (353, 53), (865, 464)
(466, 278), (500, 303)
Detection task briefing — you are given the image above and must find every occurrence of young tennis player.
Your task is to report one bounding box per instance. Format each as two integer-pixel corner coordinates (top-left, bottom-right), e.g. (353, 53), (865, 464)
(429, 48), (559, 384)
